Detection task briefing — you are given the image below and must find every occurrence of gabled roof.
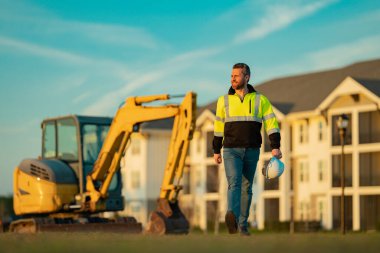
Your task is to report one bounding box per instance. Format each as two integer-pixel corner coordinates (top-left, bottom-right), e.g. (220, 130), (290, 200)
(197, 101), (217, 116)
(200, 58), (380, 115)
(355, 78), (380, 97)
(255, 59), (380, 114)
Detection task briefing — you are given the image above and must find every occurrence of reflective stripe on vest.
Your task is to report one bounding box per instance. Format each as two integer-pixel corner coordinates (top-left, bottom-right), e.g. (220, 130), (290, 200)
(263, 113), (276, 121)
(224, 95), (229, 118)
(215, 116), (225, 123)
(214, 131), (223, 137)
(224, 93), (261, 123)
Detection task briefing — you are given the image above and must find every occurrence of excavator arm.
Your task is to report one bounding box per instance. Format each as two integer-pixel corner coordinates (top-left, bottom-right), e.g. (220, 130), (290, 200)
(77, 92), (196, 231)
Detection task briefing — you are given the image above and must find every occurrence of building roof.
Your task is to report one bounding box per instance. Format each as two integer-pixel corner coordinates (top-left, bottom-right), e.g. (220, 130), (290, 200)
(355, 78), (380, 97)
(140, 118), (174, 130)
(200, 58), (380, 115)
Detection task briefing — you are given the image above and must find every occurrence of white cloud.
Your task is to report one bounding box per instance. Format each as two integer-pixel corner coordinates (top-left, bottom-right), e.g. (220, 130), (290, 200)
(52, 21), (158, 49)
(55, 75), (88, 93)
(0, 36), (91, 64)
(0, 0), (159, 49)
(234, 0), (337, 44)
(167, 47), (226, 64)
(82, 46), (224, 115)
(0, 36), (135, 80)
(308, 35), (380, 70)
(73, 92), (92, 104)
(255, 35), (380, 84)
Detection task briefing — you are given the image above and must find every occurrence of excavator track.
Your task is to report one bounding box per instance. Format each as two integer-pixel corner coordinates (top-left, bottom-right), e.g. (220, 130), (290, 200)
(9, 217), (142, 234)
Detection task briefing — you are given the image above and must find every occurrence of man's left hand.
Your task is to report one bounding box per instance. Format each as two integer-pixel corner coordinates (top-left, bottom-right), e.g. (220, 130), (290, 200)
(272, 149), (282, 159)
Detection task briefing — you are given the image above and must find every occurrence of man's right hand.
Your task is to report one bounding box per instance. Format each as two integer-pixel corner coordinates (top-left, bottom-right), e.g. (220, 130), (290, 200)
(214, 153), (222, 164)
(272, 148), (282, 159)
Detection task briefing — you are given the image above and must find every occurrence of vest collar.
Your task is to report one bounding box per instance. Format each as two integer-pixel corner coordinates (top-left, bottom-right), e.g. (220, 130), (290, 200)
(228, 84), (256, 95)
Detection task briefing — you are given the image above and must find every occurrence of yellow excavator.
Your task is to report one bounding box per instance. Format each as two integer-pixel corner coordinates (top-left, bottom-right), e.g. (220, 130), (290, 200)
(10, 92), (196, 234)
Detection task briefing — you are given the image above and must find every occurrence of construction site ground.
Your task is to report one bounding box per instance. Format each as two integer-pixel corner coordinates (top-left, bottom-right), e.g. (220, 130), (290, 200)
(0, 231), (379, 253)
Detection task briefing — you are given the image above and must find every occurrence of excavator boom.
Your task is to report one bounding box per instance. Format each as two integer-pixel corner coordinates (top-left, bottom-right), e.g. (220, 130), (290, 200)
(10, 91), (196, 234)
(77, 92), (196, 235)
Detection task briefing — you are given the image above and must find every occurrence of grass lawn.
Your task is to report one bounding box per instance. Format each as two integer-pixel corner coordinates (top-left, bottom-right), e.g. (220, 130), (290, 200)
(0, 232), (379, 253)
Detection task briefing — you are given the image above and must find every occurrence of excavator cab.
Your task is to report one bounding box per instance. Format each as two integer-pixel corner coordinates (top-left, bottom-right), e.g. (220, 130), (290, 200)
(41, 115), (124, 211)
(13, 115), (124, 216)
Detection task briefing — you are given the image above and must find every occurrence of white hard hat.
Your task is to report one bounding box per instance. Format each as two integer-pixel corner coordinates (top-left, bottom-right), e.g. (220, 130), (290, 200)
(262, 157), (285, 179)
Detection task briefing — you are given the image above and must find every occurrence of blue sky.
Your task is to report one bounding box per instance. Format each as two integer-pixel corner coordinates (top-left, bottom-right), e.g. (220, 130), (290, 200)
(1, 0), (380, 195)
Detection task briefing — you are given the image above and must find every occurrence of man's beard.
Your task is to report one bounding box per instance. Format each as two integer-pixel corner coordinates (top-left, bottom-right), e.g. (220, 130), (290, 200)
(233, 82), (245, 90)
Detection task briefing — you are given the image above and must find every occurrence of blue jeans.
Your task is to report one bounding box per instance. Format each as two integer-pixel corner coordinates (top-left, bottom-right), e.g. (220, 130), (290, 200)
(223, 147), (260, 228)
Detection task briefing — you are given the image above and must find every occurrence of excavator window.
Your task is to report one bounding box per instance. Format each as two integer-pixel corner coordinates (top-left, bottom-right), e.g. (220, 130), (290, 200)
(43, 121), (56, 158)
(42, 118), (79, 162)
(82, 124), (110, 164)
(82, 123), (118, 191)
(57, 118), (79, 161)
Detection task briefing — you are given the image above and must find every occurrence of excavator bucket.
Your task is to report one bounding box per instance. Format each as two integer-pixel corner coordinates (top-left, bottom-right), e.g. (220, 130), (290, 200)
(146, 198), (189, 235)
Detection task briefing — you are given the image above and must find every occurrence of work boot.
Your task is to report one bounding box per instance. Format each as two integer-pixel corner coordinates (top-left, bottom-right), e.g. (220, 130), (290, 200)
(240, 226), (250, 236)
(225, 211), (238, 234)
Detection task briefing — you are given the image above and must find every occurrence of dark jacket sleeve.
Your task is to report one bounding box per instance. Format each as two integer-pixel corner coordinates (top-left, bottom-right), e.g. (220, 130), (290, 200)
(213, 136), (223, 154)
(269, 132), (281, 149)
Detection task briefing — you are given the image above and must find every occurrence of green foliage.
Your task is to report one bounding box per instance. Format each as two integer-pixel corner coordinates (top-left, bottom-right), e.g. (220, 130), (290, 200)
(0, 196), (14, 221)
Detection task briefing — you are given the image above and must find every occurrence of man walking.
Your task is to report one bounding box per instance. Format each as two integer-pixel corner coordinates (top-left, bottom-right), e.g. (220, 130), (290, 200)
(213, 63), (282, 236)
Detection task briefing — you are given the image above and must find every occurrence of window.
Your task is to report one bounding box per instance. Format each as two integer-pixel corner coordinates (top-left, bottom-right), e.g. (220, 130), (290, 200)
(264, 198), (279, 224)
(83, 124), (110, 164)
(182, 165), (191, 194)
(289, 125), (293, 151)
(359, 111), (380, 143)
(206, 131), (214, 157)
(57, 118), (78, 161)
(332, 196), (353, 230)
(299, 123), (308, 143)
(332, 114), (352, 146)
(359, 152), (380, 186)
(319, 201), (324, 221)
(299, 202), (304, 221)
(131, 139), (141, 155)
(43, 118), (79, 160)
(206, 165), (219, 193)
(43, 121), (56, 158)
(299, 161), (309, 182)
(290, 159), (295, 190)
(332, 154), (352, 187)
(318, 121), (325, 141)
(196, 133), (201, 154)
(131, 170), (140, 189)
(360, 195), (380, 230)
(318, 160), (325, 181)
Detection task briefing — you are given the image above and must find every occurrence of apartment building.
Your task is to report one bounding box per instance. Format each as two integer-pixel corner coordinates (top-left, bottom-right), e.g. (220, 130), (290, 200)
(119, 120), (173, 226)
(180, 59), (380, 231)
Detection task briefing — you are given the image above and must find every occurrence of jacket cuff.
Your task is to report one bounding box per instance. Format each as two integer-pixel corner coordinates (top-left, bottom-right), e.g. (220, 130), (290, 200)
(213, 136), (223, 154)
(269, 132), (281, 149)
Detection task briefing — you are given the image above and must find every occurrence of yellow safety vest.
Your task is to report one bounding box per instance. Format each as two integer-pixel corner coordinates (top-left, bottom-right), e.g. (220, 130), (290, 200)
(213, 85), (280, 153)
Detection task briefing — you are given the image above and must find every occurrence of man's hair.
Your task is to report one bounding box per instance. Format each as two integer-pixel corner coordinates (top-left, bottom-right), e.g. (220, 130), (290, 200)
(233, 63), (250, 76)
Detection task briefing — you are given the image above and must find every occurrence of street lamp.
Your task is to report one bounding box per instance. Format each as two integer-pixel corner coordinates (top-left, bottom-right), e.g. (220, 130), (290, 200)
(336, 114), (349, 234)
